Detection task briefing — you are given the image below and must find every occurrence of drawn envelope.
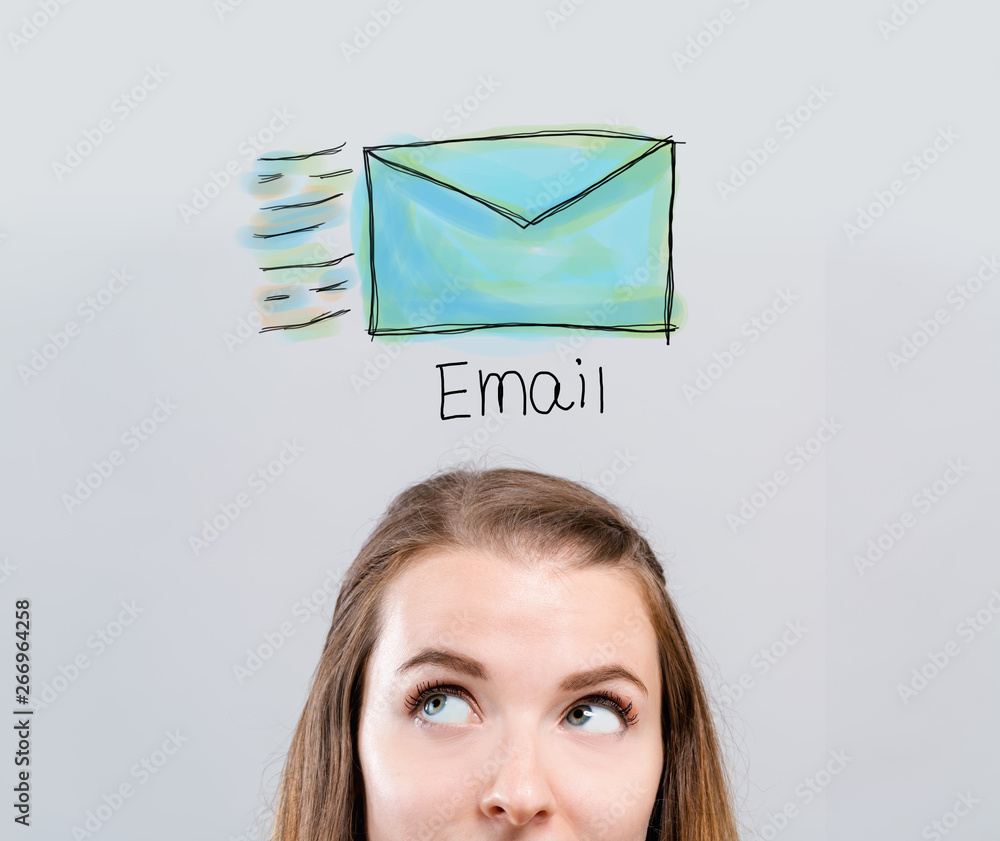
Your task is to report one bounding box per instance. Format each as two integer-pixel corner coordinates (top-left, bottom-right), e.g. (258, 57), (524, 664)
(359, 129), (676, 337)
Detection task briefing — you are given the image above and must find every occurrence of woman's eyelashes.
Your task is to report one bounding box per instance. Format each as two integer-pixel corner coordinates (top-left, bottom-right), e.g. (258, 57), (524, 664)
(407, 683), (478, 725)
(404, 681), (638, 731)
(405, 682), (478, 725)
(567, 691), (639, 731)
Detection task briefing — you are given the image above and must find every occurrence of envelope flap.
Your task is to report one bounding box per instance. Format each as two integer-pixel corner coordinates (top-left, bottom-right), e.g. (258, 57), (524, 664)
(367, 131), (670, 227)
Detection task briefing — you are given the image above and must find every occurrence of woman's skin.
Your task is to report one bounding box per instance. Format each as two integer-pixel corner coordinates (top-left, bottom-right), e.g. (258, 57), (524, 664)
(358, 548), (664, 840)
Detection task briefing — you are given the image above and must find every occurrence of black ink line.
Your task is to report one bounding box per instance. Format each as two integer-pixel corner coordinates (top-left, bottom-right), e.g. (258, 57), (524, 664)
(259, 309), (349, 332)
(311, 168), (353, 179)
(664, 141), (677, 345)
(369, 322), (675, 337)
(365, 151), (378, 338)
(262, 193), (343, 211)
(258, 144), (345, 161)
(252, 223), (324, 239)
(258, 173), (283, 183)
(311, 280), (348, 292)
(260, 253), (354, 272)
(366, 129), (669, 152)
(264, 294), (290, 301)
(437, 361), (471, 420)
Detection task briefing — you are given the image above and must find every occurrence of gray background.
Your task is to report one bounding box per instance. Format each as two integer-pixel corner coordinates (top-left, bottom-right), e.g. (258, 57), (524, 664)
(2, 0), (997, 838)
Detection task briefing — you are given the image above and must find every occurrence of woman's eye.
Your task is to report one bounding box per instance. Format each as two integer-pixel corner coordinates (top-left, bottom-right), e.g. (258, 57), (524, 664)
(420, 692), (475, 724)
(565, 703), (622, 733)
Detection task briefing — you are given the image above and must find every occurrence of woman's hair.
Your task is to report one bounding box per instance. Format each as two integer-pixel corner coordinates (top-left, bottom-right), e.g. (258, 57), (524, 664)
(272, 468), (739, 841)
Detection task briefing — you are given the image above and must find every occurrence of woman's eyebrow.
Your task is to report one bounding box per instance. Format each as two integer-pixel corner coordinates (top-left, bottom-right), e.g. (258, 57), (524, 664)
(395, 649), (489, 681)
(559, 665), (648, 698)
(395, 650), (647, 697)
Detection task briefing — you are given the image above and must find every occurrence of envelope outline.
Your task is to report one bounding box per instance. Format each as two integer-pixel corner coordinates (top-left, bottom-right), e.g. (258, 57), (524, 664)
(360, 129), (676, 337)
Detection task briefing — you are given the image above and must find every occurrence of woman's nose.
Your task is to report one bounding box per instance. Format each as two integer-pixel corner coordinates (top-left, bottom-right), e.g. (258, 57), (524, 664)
(477, 734), (558, 826)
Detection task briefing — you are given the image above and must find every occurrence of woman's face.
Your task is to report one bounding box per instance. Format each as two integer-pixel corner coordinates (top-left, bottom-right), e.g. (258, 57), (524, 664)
(358, 548), (664, 840)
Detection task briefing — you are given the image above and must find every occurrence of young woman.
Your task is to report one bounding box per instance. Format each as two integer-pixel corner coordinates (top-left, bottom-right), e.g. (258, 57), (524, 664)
(272, 468), (739, 840)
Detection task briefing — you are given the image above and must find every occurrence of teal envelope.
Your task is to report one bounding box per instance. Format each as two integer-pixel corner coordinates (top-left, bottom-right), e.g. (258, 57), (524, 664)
(357, 129), (676, 337)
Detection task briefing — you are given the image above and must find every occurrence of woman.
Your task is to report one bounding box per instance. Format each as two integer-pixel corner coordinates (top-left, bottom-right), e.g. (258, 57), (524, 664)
(272, 468), (739, 840)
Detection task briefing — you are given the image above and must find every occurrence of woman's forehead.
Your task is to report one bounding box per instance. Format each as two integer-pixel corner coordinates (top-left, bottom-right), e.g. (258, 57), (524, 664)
(393, 547), (645, 613)
(374, 549), (658, 681)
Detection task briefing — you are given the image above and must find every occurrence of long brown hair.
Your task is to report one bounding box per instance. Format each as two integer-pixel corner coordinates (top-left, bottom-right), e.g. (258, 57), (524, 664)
(272, 468), (739, 840)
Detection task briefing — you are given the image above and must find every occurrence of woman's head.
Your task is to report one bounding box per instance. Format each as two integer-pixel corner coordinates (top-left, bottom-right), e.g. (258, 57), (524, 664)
(273, 468), (737, 841)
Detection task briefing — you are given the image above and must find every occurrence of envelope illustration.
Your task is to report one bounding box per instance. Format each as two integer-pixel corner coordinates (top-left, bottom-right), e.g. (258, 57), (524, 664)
(358, 129), (676, 337)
